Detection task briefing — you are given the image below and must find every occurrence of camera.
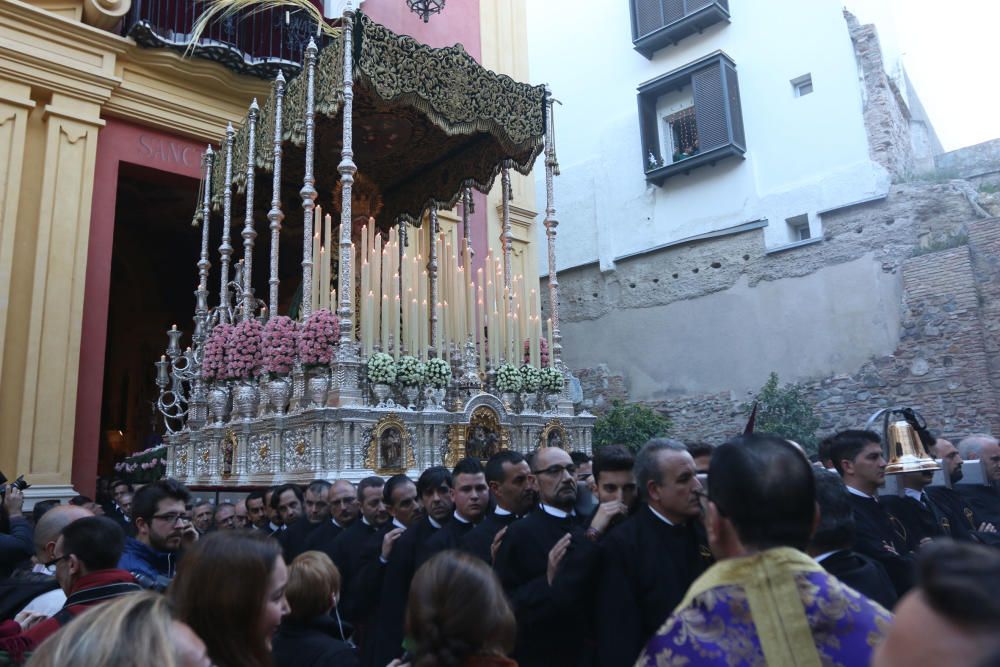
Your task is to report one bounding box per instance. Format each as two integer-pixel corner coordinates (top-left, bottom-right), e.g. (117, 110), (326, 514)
(0, 472), (30, 496)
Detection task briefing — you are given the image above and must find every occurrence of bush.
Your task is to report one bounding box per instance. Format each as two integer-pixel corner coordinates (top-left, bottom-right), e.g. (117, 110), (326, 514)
(593, 400), (671, 453)
(741, 372), (820, 454)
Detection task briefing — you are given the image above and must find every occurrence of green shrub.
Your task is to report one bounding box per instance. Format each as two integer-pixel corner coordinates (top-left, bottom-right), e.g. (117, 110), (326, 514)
(593, 400), (672, 453)
(742, 372), (820, 454)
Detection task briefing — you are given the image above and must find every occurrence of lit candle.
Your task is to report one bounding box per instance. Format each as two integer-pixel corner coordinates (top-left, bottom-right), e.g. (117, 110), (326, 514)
(478, 296), (486, 371)
(381, 293), (390, 352)
(393, 293), (401, 360)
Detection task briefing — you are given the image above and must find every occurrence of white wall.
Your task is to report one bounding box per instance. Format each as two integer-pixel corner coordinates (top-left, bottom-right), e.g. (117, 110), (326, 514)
(528, 0), (892, 271)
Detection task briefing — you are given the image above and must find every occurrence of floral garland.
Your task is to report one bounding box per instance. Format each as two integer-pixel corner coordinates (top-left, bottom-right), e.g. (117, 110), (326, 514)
(115, 445), (167, 482)
(225, 318), (264, 380)
(262, 315), (299, 376)
(299, 308), (339, 367)
(202, 323), (233, 381)
(367, 352), (397, 384)
(425, 357), (452, 388)
(496, 363), (523, 392)
(541, 366), (564, 393)
(522, 337), (550, 367)
(396, 355), (426, 387)
(520, 364), (543, 392)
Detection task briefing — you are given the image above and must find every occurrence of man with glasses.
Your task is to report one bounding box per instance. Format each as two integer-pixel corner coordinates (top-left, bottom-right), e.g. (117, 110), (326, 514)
(302, 480), (358, 558)
(494, 446), (592, 667)
(0, 516), (140, 662)
(213, 502), (237, 531)
(595, 439), (711, 667)
(118, 478), (195, 590)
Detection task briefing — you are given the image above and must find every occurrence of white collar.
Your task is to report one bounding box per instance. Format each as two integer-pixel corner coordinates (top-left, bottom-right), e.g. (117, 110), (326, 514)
(814, 550), (840, 564)
(846, 485), (878, 501)
(904, 488), (924, 502)
(392, 517), (406, 530)
(452, 511), (471, 524)
(269, 521), (283, 531)
(331, 517), (344, 529)
(540, 504), (574, 519)
(32, 563), (54, 576)
(494, 506), (513, 516)
(362, 516), (371, 527)
(647, 505), (676, 526)
(428, 516), (442, 529)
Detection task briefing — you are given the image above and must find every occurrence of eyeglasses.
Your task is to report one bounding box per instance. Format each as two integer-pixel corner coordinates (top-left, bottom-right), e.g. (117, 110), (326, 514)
(152, 513), (190, 525)
(533, 464), (577, 478)
(44, 554), (69, 568)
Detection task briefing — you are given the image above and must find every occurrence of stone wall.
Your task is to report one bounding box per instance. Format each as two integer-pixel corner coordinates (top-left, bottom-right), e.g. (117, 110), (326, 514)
(845, 11), (916, 181)
(556, 181), (1000, 444)
(936, 139), (1000, 180)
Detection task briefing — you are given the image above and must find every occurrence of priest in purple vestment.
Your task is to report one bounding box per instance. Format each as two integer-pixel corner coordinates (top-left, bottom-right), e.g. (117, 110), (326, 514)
(636, 434), (892, 667)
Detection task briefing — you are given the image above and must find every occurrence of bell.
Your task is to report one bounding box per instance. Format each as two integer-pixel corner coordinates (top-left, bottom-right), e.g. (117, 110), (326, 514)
(884, 417), (941, 475)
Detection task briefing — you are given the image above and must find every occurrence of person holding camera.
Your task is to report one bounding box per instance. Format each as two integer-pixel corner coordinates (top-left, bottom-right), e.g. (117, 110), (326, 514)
(0, 484), (34, 578)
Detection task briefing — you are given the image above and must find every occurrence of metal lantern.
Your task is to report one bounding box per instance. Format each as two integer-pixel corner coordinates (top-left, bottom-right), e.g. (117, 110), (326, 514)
(865, 407), (941, 475)
(406, 0), (444, 22)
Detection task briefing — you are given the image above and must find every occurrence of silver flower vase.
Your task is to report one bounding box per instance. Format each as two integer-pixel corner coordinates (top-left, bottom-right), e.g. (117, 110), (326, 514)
(267, 378), (291, 416)
(501, 391), (517, 413)
(233, 382), (259, 421)
(402, 385), (420, 411)
(207, 384), (231, 425)
(426, 386), (447, 411)
(307, 373), (330, 408)
(372, 383), (393, 408)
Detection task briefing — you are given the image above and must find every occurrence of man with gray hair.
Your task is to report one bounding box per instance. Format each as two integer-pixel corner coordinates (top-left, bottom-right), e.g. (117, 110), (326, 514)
(594, 438), (712, 667)
(956, 434), (1000, 527)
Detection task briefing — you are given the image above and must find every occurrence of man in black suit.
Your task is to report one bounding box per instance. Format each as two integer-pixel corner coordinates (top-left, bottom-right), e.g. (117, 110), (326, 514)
(956, 434), (1000, 526)
(494, 446), (594, 667)
(927, 438), (998, 541)
(302, 480), (357, 558)
(264, 487), (283, 534)
(279, 480), (331, 562)
(809, 470), (898, 610)
(419, 458), (488, 565)
(462, 450), (536, 563)
(830, 430), (915, 597)
(325, 476), (386, 625)
(101, 480), (132, 534)
(595, 439), (712, 667)
(369, 466), (453, 667)
(245, 490), (269, 531)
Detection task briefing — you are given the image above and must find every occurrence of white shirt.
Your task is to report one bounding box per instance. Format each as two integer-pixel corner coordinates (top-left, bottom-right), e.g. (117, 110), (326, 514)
(846, 485), (878, 501)
(494, 506), (513, 517)
(20, 588), (66, 617)
(428, 516), (442, 529)
(392, 517), (406, 530)
(904, 488), (925, 503)
(540, 504), (575, 519)
(331, 517), (344, 529)
(452, 511), (471, 524)
(647, 505), (676, 526)
(814, 551), (840, 564)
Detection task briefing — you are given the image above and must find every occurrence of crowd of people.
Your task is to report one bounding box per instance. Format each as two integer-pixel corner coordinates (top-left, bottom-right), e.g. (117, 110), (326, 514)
(0, 427), (999, 666)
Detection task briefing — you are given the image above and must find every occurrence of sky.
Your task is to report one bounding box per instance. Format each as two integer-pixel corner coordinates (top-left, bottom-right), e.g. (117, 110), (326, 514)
(872, 0), (1000, 152)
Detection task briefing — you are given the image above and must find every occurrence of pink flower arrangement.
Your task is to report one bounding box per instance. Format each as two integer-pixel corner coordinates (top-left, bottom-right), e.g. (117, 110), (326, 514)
(201, 323), (234, 381)
(225, 318), (265, 380)
(522, 337), (550, 367)
(263, 315), (299, 375)
(298, 308), (339, 367)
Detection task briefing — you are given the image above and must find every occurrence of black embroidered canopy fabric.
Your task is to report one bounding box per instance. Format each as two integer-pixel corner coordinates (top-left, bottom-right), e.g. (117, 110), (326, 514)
(212, 11), (547, 230)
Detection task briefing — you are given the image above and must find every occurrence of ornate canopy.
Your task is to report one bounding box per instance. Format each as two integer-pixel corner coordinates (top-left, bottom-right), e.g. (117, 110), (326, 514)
(213, 11), (547, 229)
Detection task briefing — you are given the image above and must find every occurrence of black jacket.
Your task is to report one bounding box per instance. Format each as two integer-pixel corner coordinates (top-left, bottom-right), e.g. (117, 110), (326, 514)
(846, 493), (915, 597)
(417, 513), (478, 568)
(328, 518), (381, 624)
(272, 614), (359, 667)
(460, 511), (519, 564)
(818, 549), (898, 611)
(881, 493), (946, 552)
(956, 484), (1000, 526)
(279, 519), (325, 563)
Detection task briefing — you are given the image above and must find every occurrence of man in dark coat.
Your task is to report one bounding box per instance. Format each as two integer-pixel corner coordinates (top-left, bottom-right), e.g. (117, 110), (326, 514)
(494, 447), (595, 667)
(279, 481), (331, 563)
(956, 435), (1000, 527)
(809, 470), (898, 610)
(325, 477), (386, 625)
(461, 450), (536, 563)
(369, 466), (453, 667)
(418, 458), (488, 566)
(301, 480), (359, 561)
(927, 438), (998, 542)
(830, 430), (915, 597)
(595, 440), (712, 667)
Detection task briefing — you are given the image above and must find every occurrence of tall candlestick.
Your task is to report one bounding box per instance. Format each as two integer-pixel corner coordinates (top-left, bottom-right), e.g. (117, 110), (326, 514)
(478, 296), (486, 371)
(381, 293), (390, 352)
(393, 293), (401, 360)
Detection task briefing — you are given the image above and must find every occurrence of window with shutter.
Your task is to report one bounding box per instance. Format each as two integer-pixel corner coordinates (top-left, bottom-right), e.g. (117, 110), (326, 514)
(636, 52), (746, 185)
(630, 0), (731, 59)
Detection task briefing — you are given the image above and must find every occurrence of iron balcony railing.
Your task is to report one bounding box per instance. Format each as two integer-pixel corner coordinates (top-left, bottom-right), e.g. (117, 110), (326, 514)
(121, 0), (329, 78)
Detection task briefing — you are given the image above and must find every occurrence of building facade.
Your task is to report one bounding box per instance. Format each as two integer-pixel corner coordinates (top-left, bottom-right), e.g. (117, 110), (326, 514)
(527, 0), (1000, 442)
(0, 0), (541, 500)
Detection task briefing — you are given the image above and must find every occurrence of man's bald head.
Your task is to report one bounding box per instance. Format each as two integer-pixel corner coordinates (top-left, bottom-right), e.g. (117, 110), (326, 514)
(533, 446), (572, 471)
(34, 505), (92, 562)
(958, 435), (1000, 482)
(328, 479), (359, 525)
(532, 447), (577, 510)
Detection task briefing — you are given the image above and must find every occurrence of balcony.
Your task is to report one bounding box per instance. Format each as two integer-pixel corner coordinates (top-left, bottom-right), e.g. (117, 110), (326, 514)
(637, 51), (745, 185)
(121, 0), (329, 79)
(630, 0), (730, 59)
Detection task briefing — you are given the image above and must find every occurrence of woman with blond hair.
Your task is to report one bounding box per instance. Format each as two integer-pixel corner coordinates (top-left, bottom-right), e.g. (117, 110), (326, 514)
(26, 591), (210, 667)
(401, 550), (517, 667)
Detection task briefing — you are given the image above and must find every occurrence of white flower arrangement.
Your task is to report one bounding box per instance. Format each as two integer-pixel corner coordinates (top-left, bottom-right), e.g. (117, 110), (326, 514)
(425, 357), (452, 388)
(496, 363), (523, 393)
(520, 364), (543, 392)
(541, 366), (564, 393)
(367, 352), (397, 385)
(396, 355), (426, 387)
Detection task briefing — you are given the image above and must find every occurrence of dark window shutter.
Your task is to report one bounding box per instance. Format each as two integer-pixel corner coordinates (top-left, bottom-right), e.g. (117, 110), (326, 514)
(692, 65), (728, 151)
(685, 0), (716, 12)
(634, 0), (665, 37)
(662, 0), (685, 25)
(724, 62), (745, 149)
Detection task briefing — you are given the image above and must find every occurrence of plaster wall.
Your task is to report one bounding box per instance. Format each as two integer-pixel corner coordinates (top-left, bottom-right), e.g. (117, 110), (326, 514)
(526, 0), (891, 270)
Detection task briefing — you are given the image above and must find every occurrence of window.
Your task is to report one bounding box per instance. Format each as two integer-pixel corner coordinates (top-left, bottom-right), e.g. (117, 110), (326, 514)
(792, 74), (813, 97)
(630, 0), (731, 59)
(787, 214), (811, 242)
(638, 52), (746, 185)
